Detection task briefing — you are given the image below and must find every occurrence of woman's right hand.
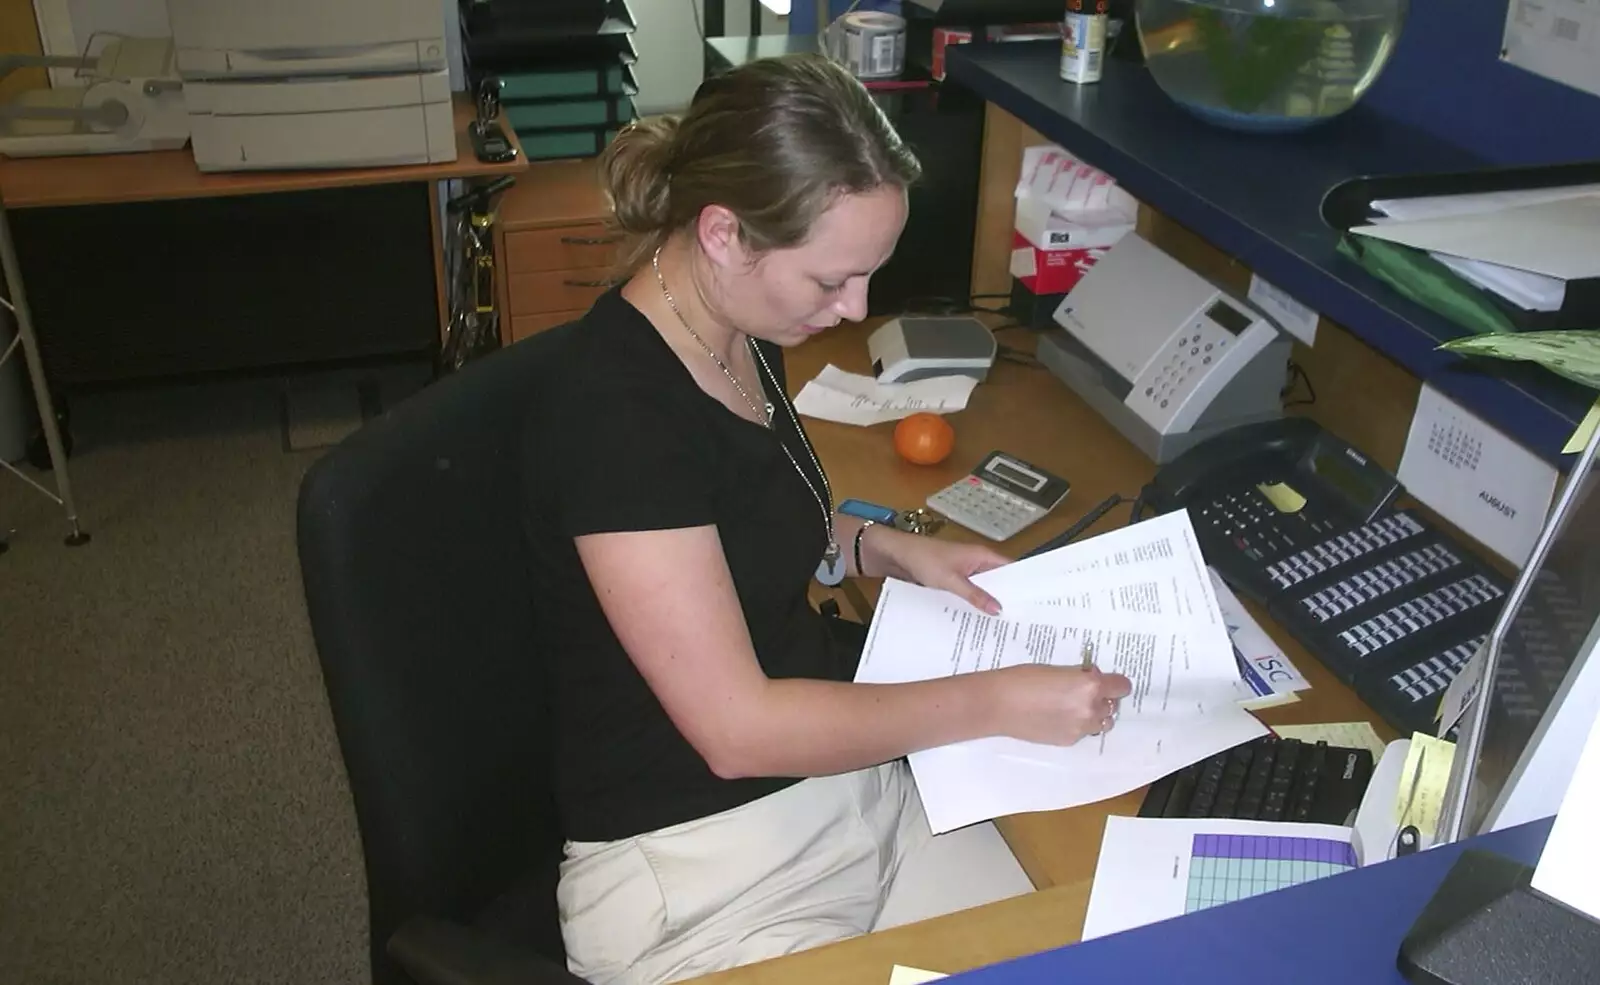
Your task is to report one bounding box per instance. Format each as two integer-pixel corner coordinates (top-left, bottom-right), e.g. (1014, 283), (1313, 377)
(985, 664), (1135, 746)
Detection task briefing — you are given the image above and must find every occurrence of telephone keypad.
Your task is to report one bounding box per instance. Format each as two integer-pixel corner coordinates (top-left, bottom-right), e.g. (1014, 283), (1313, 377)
(1298, 543), (1463, 623)
(1336, 575), (1504, 658)
(1265, 513), (1425, 590)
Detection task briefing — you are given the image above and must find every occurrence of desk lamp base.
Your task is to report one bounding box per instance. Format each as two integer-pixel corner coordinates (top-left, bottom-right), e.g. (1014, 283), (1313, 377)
(1398, 848), (1600, 985)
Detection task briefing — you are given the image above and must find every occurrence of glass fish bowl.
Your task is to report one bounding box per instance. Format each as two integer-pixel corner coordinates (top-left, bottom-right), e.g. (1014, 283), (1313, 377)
(1135, 0), (1408, 133)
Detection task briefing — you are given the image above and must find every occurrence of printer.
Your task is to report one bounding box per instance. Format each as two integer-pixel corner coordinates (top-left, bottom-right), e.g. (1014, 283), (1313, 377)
(1037, 232), (1293, 464)
(165, 0), (456, 172)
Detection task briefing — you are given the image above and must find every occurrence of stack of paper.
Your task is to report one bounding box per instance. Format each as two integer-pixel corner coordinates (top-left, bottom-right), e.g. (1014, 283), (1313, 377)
(854, 510), (1269, 834)
(1355, 185), (1600, 312)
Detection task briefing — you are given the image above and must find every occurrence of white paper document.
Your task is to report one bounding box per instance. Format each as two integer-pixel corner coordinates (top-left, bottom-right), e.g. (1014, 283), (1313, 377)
(793, 364), (977, 426)
(1247, 274), (1319, 346)
(1211, 569), (1309, 710)
(1396, 384), (1559, 566)
(1502, 0), (1600, 100)
(1530, 707), (1600, 922)
(855, 510), (1268, 834)
(1365, 185), (1600, 312)
(1352, 194), (1600, 282)
(1082, 815), (1359, 940)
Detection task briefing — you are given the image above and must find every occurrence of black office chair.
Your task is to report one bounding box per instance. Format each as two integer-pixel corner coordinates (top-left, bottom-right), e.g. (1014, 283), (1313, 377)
(296, 327), (588, 985)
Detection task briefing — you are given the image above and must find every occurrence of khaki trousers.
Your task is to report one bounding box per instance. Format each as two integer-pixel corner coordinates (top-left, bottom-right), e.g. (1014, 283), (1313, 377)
(557, 760), (1024, 985)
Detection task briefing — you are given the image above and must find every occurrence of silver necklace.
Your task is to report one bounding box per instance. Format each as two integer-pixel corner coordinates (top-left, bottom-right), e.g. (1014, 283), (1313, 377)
(653, 247), (845, 585)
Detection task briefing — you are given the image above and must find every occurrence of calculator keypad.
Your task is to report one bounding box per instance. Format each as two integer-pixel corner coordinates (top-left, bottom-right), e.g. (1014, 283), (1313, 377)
(928, 475), (1047, 542)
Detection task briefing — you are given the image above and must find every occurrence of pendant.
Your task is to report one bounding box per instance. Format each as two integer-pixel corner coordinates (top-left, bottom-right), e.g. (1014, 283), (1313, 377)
(815, 541), (846, 586)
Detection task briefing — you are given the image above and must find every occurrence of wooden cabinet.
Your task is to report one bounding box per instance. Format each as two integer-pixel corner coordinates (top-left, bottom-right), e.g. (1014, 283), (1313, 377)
(495, 158), (618, 343)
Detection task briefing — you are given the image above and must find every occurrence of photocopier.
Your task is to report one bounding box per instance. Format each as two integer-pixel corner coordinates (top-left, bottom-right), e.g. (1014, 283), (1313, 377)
(165, 0), (457, 171)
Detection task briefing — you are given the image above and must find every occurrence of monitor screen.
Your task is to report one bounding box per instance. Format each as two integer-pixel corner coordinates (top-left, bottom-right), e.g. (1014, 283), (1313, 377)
(1446, 442), (1600, 840)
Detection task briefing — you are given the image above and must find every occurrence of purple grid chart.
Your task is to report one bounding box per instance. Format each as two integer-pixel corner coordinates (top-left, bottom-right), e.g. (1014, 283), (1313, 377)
(1184, 833), (1358, 913)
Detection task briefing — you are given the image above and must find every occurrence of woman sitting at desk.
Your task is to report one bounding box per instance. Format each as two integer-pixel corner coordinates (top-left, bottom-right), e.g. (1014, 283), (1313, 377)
(521, 53), (1133, 985)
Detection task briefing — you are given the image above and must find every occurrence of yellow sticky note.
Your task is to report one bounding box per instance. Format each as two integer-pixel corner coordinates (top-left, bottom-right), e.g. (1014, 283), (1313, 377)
(1275, 722), (1388, 762)
(889, 967), (948, 985)
(1394, 732), (1457, 838)
(1257, 481), (1307, 513)
(1563, 397), (1600, 455)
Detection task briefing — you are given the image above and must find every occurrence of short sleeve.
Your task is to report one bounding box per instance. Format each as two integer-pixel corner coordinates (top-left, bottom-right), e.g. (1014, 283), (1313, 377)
(528, 379), (717, 538)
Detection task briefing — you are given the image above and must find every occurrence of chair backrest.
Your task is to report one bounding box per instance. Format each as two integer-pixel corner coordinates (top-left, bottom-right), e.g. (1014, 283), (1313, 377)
(297, 328), (574, 984)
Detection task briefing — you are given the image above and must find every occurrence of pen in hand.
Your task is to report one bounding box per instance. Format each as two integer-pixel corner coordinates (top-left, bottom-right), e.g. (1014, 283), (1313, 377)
(1080, 640), (1097, 673)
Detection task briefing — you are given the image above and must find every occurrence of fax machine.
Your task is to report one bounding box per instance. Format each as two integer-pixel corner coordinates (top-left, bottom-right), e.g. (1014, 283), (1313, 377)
(165, 0), (455, 171)
(1037, 232), (1293, 464)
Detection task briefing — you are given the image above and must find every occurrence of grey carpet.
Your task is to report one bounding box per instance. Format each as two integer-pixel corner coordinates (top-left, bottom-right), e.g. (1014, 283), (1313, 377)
(0, 365), (427, 985)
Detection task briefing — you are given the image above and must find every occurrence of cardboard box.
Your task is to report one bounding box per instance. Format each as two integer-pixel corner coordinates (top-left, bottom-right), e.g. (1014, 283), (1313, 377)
(1014, 196), (1136, 252)
(1009, 230), (1110, 296)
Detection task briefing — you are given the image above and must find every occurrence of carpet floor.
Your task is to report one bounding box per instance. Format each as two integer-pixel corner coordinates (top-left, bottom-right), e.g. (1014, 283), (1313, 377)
(1, 364), (428, 985)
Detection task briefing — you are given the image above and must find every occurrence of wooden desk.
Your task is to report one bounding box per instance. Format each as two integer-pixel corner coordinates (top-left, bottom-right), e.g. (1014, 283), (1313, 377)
(0, 93), (526, 209)
(785, 322), (1397, 891)
(678, 320), (1399, 985)
(0, 93), (527, 542)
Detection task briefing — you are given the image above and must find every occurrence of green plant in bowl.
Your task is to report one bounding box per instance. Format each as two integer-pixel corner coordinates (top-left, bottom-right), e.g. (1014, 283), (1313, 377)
(1191, 7), (1327, 113)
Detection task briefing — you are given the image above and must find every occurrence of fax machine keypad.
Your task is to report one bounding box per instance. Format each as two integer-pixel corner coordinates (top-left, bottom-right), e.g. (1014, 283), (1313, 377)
(927, 475), (1045, 541)
(1140, 321), (1230, 415)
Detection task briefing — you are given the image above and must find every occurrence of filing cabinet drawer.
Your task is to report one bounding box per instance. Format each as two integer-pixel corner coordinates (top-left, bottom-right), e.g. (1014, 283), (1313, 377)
(510, 309), (587, 341)
(507, 267), (614, 315)
(505, 224), (621, 273)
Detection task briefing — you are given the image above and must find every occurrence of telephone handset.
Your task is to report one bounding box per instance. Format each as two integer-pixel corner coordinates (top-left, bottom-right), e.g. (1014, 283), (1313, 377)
(1143, 417), (1510, 737)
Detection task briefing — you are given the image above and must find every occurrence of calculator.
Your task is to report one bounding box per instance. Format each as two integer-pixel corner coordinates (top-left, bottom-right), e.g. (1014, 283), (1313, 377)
(926, 451), (1071, 542)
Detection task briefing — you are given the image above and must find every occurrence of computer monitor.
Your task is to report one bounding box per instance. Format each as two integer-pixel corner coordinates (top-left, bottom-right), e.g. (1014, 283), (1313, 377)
(1437, 423), (1600, 844)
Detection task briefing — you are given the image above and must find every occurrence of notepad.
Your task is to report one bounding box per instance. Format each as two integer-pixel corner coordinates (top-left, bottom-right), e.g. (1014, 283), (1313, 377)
(888, 966), (948, 985)
(1394, 732), (1456, 838)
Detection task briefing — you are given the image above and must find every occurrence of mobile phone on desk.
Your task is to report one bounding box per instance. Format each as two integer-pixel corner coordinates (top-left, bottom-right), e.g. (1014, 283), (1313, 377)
(839, 498), (900, 525)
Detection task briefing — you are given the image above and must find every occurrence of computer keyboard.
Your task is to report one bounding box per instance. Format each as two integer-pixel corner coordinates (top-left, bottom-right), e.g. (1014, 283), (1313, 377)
(1138, 735), (1375, 826)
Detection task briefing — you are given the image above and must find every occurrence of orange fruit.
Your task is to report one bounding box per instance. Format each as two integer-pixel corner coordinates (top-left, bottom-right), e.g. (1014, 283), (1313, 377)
(894, 412), (956, 466)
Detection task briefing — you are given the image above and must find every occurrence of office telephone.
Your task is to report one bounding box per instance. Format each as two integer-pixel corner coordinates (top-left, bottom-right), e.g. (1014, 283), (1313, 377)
(1143, 417), (1511, 736)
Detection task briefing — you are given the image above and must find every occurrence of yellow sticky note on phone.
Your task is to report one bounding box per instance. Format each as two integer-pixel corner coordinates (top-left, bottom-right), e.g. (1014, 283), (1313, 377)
(1257, 481), (1307, 513)
(1563, 397), (1600, 455)
(1394, 732), (1456, 838)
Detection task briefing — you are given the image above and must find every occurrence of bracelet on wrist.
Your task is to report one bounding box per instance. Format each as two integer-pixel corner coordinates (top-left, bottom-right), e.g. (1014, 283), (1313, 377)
(854, 520), (877, 578)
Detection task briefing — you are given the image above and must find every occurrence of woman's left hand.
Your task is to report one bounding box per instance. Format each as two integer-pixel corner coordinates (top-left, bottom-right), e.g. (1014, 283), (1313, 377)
(880, 530), (1010, 616)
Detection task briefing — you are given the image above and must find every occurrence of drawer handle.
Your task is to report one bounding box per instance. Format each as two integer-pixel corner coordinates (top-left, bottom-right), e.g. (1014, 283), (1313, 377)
(560, 234), (622, 246)
(563, 278), (614, 288)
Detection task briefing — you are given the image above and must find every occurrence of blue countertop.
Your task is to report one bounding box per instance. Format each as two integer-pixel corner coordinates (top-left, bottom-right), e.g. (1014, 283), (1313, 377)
(947, 40), (1594, 466)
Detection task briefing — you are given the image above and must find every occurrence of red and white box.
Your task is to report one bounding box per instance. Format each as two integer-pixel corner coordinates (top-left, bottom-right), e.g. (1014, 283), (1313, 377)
(931, 27), (973, 81)
(1010, 231), (1107, 295)
(1014, 195), (1136, 252)
(1010, 141), (1136, 294)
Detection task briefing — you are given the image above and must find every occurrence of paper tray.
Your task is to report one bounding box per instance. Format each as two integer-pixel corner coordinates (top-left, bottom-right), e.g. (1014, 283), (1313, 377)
(1320, 160), (1600, 333)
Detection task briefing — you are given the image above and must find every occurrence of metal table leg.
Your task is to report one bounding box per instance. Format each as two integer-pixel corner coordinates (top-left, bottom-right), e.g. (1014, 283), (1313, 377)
(0, 199), (88, 546)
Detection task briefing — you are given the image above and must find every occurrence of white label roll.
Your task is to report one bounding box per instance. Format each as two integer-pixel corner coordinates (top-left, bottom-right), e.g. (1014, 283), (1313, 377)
(827, 11), (907, 80)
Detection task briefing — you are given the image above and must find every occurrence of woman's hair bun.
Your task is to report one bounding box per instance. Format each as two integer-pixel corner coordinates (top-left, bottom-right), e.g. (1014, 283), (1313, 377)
(598, 114), (681, 235)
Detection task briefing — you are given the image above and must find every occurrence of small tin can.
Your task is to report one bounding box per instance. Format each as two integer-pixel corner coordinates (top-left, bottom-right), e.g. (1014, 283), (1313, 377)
(1061, 0), (1110, 85)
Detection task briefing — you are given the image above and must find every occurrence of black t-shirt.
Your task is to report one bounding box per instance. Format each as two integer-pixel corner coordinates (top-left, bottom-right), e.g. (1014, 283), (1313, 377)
(520, 287), (859, 843)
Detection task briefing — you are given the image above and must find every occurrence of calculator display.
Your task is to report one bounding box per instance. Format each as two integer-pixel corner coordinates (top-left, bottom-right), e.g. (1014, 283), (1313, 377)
(985, 457), (1047, 493)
